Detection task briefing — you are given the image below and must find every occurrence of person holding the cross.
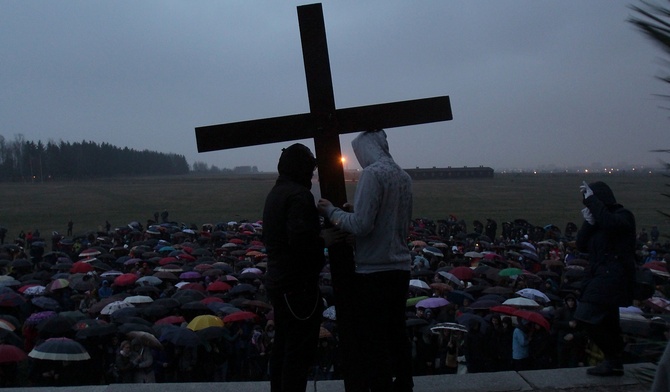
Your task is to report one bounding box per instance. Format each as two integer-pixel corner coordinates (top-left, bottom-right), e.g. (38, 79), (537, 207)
(263, 143), (344, 392)
(318, 129), (414, 392)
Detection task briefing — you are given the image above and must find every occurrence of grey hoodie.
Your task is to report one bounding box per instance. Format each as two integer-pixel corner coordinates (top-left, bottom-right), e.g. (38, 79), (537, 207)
(325, 130), (413, 273)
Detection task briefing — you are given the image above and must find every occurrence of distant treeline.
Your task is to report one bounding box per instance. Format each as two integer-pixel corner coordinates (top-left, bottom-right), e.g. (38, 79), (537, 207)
(0, 135), (189, 181)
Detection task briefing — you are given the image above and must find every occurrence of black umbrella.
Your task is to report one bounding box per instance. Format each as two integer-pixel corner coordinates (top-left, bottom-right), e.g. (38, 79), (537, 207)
(75, 323), (118, 340)
(29, 337), (90, 361)
(38, 316), (76, 339)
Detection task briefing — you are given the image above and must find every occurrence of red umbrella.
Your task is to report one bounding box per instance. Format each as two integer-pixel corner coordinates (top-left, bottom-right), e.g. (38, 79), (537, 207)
(70, 261), (94, 274)
(155, 315), (186, 326)
(201, 297), (224, 304)
(207, 281), (232, 292)
(449, 266), (474, 281)
(489, 305), (519, 317)
(114, 273), (138, 287)
(0, 344), (27, 363)
(222, 311), (258, 323)
(159, 257), (179, 266)
(0, 291), (26, 307)
(179, 282), (206, 292)
(514, 309), (550, 331)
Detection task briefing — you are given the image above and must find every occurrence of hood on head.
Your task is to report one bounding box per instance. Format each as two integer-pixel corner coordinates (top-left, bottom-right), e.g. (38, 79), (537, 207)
(277, 143), (316, 187)
(352, 129), (391, 168)
(589, 181), (617, 206)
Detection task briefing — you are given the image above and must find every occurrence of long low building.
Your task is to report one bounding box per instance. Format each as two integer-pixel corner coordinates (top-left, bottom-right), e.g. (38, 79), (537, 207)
(404, 166), (494, 180)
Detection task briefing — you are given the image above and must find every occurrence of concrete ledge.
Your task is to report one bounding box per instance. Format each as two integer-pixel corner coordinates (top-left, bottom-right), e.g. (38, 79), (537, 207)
(0, 363), (655, 392)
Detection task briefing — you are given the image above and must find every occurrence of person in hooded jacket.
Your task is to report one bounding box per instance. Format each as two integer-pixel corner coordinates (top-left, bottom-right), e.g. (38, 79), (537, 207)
(262, 143), (343, 392)
(575, 181), (636, 376)
(318, 129), (414, 392)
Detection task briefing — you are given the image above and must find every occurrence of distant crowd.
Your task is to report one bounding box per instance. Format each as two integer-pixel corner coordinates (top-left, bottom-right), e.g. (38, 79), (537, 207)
(0, 215), (669, 387)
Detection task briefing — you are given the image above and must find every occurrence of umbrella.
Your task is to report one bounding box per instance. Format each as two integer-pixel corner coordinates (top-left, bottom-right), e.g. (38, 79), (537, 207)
(136, 276), (163, 286)
(100, 300), (135, 315)
(127, 330), (163, 350)
(22, 285), (46, 296)
(196, 326), (228, 341)
(37, 315), (76, 339)
(514, 309), (550, 331)
(70, 261), (94, 274)
(31, 296), (60, 311)
(155, 315), (186, 326)
(0, 343), (27, 363)
(406, 296), (429, 308)
(450, 266), (474, 281)
(46, 278), (70, 291)
(464, 251), (483, 259)
(0, 291), (26, 307)
(502, 297), (541, 309)
(114, 273), (138, 286)
(123, 295), (154, 305)
(29, 337), (91, 361)
(75, 323), (118, 340)
(490, 305), (521, 316)
(206, 281), (232, 292)
(25, 310), (58, 326)
(456, 313), (488, 332)
(159, 325), (201, 346)
(187, 315), (224, 331)
(409, 279), (430, 290)
(0, 277), (21, 288)
(229, 283), (257, 296)
(415, 297), (449, 309)
(645, 297), (670, 313)
(222, 311), (258, 323)
(0, 318), (15, 331)
(516, 288), (551, 304)
(499, 268), (523, 277)
(422, 246), (444, 257)
(430, 322), (468, 334)
(409, 240), (427, 248)
(179, 271), (202, 280)
(446, 290), (475, 306)
(437, 271), (463, 287)
(322, 306), (336, 321)
(468, 299), (501, 310)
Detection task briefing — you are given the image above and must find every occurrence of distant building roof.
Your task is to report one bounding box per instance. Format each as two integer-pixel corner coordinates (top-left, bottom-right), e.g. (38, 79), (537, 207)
(404, 166), (494, 180)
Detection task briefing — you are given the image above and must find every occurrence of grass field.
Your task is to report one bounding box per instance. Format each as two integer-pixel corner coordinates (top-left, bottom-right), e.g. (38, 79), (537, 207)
(3, 172), (669, 243)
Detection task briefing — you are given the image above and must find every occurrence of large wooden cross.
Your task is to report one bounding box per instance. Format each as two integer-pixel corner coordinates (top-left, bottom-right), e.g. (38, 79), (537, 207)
(195, 3), (452, 208)
(195, 3), (451, 384)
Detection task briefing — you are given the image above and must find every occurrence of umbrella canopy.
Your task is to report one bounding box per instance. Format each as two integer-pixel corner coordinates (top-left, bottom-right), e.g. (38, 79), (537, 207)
(25, 310), (58, 326)
(450, 266), (474, 281)
(422, 246), (444, 257)
(0, 291), (26, 307)
(155, 315), (186, 326)
(159, 325), (201, 346)
(31, 296), (60, 311)
(430, 322), (468, 334)
(114, 273), (138, 286)
(409, 279), (430, 290)
(136, 276), (163, 286)
(123, 295), (154, 305)
(499, 268), (523, 277)
(46, 278), (70, 291)
(490, 305), (521, 316)
(502, 297), (541, 309)
(516, 288), (551, 304)
(22, 285), (46, 296)
(514, 309), (550, 331)
(187, 315), (224, 331)
(101, 300), (135, 315)
(222, 311), (258, 323)
(415, 297), (449, 309)
(446, 290), (475, 306)
(29, 337), (90, 361)
(127, 330), (163, 350)
(0, 343), (27, 363)
(437, 272), (463, 287)
(206, 281), (232, 293)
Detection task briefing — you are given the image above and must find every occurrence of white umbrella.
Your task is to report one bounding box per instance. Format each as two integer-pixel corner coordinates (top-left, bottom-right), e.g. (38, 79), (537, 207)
(409, 279), (430, 290)
(100, 300), (134, 315)
(502, 297), (541, 308)
(464, 251), (483, 259)
(23, 285), (46, 296)
(515, 288), (550, 304)
(123, 295), (154, 305)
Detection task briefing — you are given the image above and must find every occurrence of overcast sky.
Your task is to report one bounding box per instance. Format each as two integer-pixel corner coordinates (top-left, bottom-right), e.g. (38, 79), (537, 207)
(2, 1), (669, 172)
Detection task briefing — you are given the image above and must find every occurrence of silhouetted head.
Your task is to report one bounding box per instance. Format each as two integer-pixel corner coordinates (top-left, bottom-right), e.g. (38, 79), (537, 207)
(589, 181), (617, 206)
(277, 143), (316, 188)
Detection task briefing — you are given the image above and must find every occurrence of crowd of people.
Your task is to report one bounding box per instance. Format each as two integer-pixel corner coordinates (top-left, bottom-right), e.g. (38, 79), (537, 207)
(0, 210), (667, 387)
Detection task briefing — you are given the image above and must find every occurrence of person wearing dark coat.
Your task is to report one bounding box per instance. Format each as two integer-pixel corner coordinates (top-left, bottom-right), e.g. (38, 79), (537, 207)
(575, 181), (636, 376)
(262, 143), (341, 392)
